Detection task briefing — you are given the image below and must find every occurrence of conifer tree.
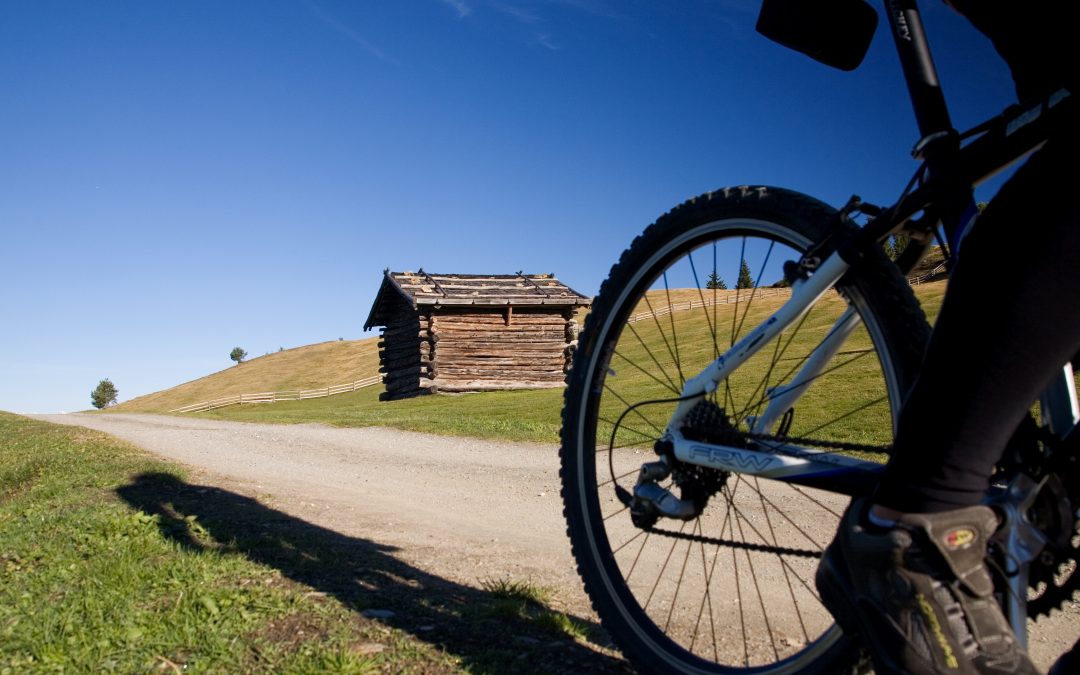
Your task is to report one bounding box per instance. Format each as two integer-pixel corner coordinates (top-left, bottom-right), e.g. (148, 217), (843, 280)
(736, 259), (754, 289)
(91, 379), (118, 409)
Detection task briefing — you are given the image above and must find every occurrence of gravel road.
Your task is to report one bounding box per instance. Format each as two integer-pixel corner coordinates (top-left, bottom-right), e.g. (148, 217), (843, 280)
(32, 413), (1079, 671)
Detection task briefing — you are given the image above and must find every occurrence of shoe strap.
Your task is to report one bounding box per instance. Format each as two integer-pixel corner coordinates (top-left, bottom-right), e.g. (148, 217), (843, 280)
(900, 507), (997, 597)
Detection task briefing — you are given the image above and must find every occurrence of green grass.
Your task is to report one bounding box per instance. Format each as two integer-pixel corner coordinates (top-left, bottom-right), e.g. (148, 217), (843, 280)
(0, 413), (629, 674)
(478, 578), (592, 643)
(197, 386), (569, 444)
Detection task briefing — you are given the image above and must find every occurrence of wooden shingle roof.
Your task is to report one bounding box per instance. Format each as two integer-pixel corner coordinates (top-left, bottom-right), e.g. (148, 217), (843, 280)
(365, 270), (591, 330)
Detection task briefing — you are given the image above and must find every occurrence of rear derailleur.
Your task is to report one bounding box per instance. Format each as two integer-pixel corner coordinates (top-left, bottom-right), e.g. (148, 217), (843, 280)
(628, 400), (734, 529)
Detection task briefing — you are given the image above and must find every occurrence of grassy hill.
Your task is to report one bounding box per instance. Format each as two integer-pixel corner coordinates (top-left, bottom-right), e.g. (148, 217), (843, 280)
(153, 281), (949, 444)
(114, 339), (381, 413)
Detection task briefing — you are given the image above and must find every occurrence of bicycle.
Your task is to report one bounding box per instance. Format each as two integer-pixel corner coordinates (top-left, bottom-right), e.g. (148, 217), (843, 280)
(559, 1), (1078, 672)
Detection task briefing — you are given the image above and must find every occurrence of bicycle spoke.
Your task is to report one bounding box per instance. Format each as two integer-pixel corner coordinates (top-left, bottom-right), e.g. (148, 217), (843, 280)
(689, 524), (721, 660)
(611, 526), (645, 555)
(725, 305), (817, 427)
(664, 525), (696, 634)
(643, 521), (687, 611)
(798, 394), (890, 439)
(754, 476), (813, 645)
(597, 417), (659, 446)
(597, 467), (639, 490)
(732, 241), (776, 342)
(785, 482), (846, 519)
(729, 237), (747, 350)
(662, 272), (687, 388)
(613, 347), (682, 396)
(602, 504), (631, 522)
(770, 349), (875, 403)
(727, 477), (834, 603)
(687, 250), (720, 362)
(642, 294), (684, 385)
(728, 506), (750, 667)
(620, 528), (651, 582)
(728, 485), (781, 661)
(624, 322), (682, 395)
(601, 386), (664, 437)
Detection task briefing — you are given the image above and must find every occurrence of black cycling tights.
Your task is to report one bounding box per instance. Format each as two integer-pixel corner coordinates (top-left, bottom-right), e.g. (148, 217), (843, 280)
(875, 129), (1080, 513)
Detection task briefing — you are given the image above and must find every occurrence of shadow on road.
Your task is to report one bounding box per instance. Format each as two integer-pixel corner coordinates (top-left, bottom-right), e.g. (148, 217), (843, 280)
(116, 472), (632, 674)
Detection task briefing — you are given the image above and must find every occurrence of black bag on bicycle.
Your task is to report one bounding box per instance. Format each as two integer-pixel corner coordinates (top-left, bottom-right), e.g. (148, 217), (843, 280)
(756, 0), (878, 71)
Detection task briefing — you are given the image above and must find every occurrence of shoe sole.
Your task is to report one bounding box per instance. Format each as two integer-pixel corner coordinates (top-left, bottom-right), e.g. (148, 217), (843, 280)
(817, 548), (906, 675)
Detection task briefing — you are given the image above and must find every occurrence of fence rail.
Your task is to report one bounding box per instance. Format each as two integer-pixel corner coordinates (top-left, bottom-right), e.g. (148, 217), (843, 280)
(170, 375), (383, 414)
(908, 260), (949, 285)
(627, 287), (792, 324)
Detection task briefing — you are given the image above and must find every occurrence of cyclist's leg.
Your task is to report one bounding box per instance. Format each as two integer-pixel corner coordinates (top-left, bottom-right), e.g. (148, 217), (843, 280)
(875, 130), (1080, 513)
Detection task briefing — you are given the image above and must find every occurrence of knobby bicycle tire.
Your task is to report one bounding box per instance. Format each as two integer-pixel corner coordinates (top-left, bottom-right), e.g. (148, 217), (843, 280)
(561, 186), (931, 674)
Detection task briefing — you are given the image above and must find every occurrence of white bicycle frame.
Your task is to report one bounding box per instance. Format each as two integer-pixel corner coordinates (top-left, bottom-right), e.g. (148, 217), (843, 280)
(657, 246), (1080, 642)
(663, 251), (884, 479)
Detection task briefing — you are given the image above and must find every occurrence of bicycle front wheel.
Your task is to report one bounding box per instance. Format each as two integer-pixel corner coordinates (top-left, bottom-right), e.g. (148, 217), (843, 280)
(561, 186), (930, 674)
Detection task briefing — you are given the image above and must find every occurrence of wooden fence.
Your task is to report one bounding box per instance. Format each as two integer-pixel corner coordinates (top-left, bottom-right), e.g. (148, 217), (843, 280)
(627, 287), (792, 324)
(170, 375), (383, 414)
(908, 261), (949, 285)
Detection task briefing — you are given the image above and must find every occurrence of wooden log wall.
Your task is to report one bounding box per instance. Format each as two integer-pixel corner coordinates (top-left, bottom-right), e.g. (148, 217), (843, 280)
(377, 307), (436, 401)
(428, 308), (575, 392)
(377, 304), (583, 399)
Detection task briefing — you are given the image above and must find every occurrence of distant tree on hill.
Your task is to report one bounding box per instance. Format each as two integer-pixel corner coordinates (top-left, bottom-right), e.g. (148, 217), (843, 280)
(91, 379), (118, 409)
(230, 347), (247, 365)
(705, 271), (727, 290)
(736, 259), (754, 289)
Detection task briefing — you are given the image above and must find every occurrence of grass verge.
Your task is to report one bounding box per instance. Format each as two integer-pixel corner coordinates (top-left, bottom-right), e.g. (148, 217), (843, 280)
(0, 413), (628, 673)
(195, 386), (566, 444)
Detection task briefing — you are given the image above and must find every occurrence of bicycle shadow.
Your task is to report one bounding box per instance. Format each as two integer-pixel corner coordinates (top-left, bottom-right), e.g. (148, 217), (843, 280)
(116, 471), (632, 674)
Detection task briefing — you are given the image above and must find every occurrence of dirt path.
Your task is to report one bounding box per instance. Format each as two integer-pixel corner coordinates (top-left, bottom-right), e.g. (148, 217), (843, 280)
(33, 413), (1078, 671)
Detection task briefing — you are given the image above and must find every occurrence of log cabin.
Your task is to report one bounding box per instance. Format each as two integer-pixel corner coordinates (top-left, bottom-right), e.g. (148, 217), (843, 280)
(364, 270), (592, 400)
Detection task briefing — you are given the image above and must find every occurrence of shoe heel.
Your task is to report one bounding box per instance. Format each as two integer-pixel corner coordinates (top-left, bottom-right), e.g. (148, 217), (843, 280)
(816, 555), (862, 640)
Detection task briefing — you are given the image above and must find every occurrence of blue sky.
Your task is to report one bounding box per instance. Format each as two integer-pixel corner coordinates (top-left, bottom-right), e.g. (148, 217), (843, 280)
(1, 0), (1016, 413)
